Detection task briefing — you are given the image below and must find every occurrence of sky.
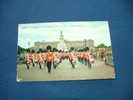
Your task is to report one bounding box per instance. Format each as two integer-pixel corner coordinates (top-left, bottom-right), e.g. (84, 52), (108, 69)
(18, 21), (112, 48)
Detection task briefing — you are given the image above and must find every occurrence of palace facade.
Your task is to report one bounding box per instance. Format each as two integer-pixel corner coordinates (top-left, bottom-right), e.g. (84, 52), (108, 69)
(33, 32), (94, 51)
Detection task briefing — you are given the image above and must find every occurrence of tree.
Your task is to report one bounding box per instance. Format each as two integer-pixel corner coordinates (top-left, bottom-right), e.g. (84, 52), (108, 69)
(107, 46), (112, 48)
(96, 43), (108, 48)
(17, 46), (27, 54)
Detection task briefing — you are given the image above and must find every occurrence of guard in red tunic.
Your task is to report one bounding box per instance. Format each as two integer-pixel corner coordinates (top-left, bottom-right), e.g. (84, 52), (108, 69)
(46, 46), (54, 73)
(33, 53), (42, 69)
(85, 52), (91, 68)
(53, 52), (60, 69)
(80, 52), (84, 64)
(40, 53), (47, 67)
(25, 53), (32, 70)
(68, 52), (75, 68)
(25, 54), (31, 70)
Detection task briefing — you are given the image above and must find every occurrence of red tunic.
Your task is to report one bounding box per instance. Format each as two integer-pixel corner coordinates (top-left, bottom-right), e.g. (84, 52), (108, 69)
(41, 53), (46, 60)
(68, 53), (74, 60)
(33, 54), (41, 63)
(46, 52), (54, 62)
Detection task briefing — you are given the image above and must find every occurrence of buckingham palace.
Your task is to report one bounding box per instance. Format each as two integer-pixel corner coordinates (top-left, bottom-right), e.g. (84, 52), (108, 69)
(32, 31), (94, 51)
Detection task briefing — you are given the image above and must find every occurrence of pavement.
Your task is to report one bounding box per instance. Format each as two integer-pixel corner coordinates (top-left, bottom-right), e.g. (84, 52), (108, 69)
(17, 59), (115, 81)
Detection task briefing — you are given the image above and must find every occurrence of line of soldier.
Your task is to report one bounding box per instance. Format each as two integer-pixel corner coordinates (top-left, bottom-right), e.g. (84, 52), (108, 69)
(24, 46), (94, 73)
(77, 52), (94, 68)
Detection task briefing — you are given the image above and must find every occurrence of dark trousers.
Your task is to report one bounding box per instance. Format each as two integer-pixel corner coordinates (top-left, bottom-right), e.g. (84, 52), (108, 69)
(87, 59), (91, 68)
(78, 57), (80, 62)
(26, 62), (29, 70)
(81, 58), (83, 64)
(31, 59), (35, 67)
(85, 59), (88, 66)
(44, 60), (47, 67)
(38, 62), (42, 69)
(69, 59), (75, 68)
(47, 62), (52, 73)
(53, 62), (56, 69)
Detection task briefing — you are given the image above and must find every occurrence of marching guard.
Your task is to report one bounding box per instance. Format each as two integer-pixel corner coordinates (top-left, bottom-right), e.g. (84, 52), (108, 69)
(68, 52), (75, 68)
(46, 46), (54, 73)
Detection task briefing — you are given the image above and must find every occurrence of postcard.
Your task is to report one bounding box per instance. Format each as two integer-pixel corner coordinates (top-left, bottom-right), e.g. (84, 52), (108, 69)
(17, 21), (115, 81)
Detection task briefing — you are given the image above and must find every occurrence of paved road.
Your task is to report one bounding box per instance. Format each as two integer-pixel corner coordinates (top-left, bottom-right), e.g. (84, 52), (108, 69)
(17, 59), (115, 81)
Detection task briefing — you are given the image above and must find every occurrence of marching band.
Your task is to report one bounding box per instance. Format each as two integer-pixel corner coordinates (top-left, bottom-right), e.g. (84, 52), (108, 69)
(24, 46), (95, 74)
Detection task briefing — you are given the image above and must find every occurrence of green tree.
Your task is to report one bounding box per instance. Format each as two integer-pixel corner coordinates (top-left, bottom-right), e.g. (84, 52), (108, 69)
(17, 46), (27, 54)
(96, 43), (108, 48)
(107, 46), (112, 48)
